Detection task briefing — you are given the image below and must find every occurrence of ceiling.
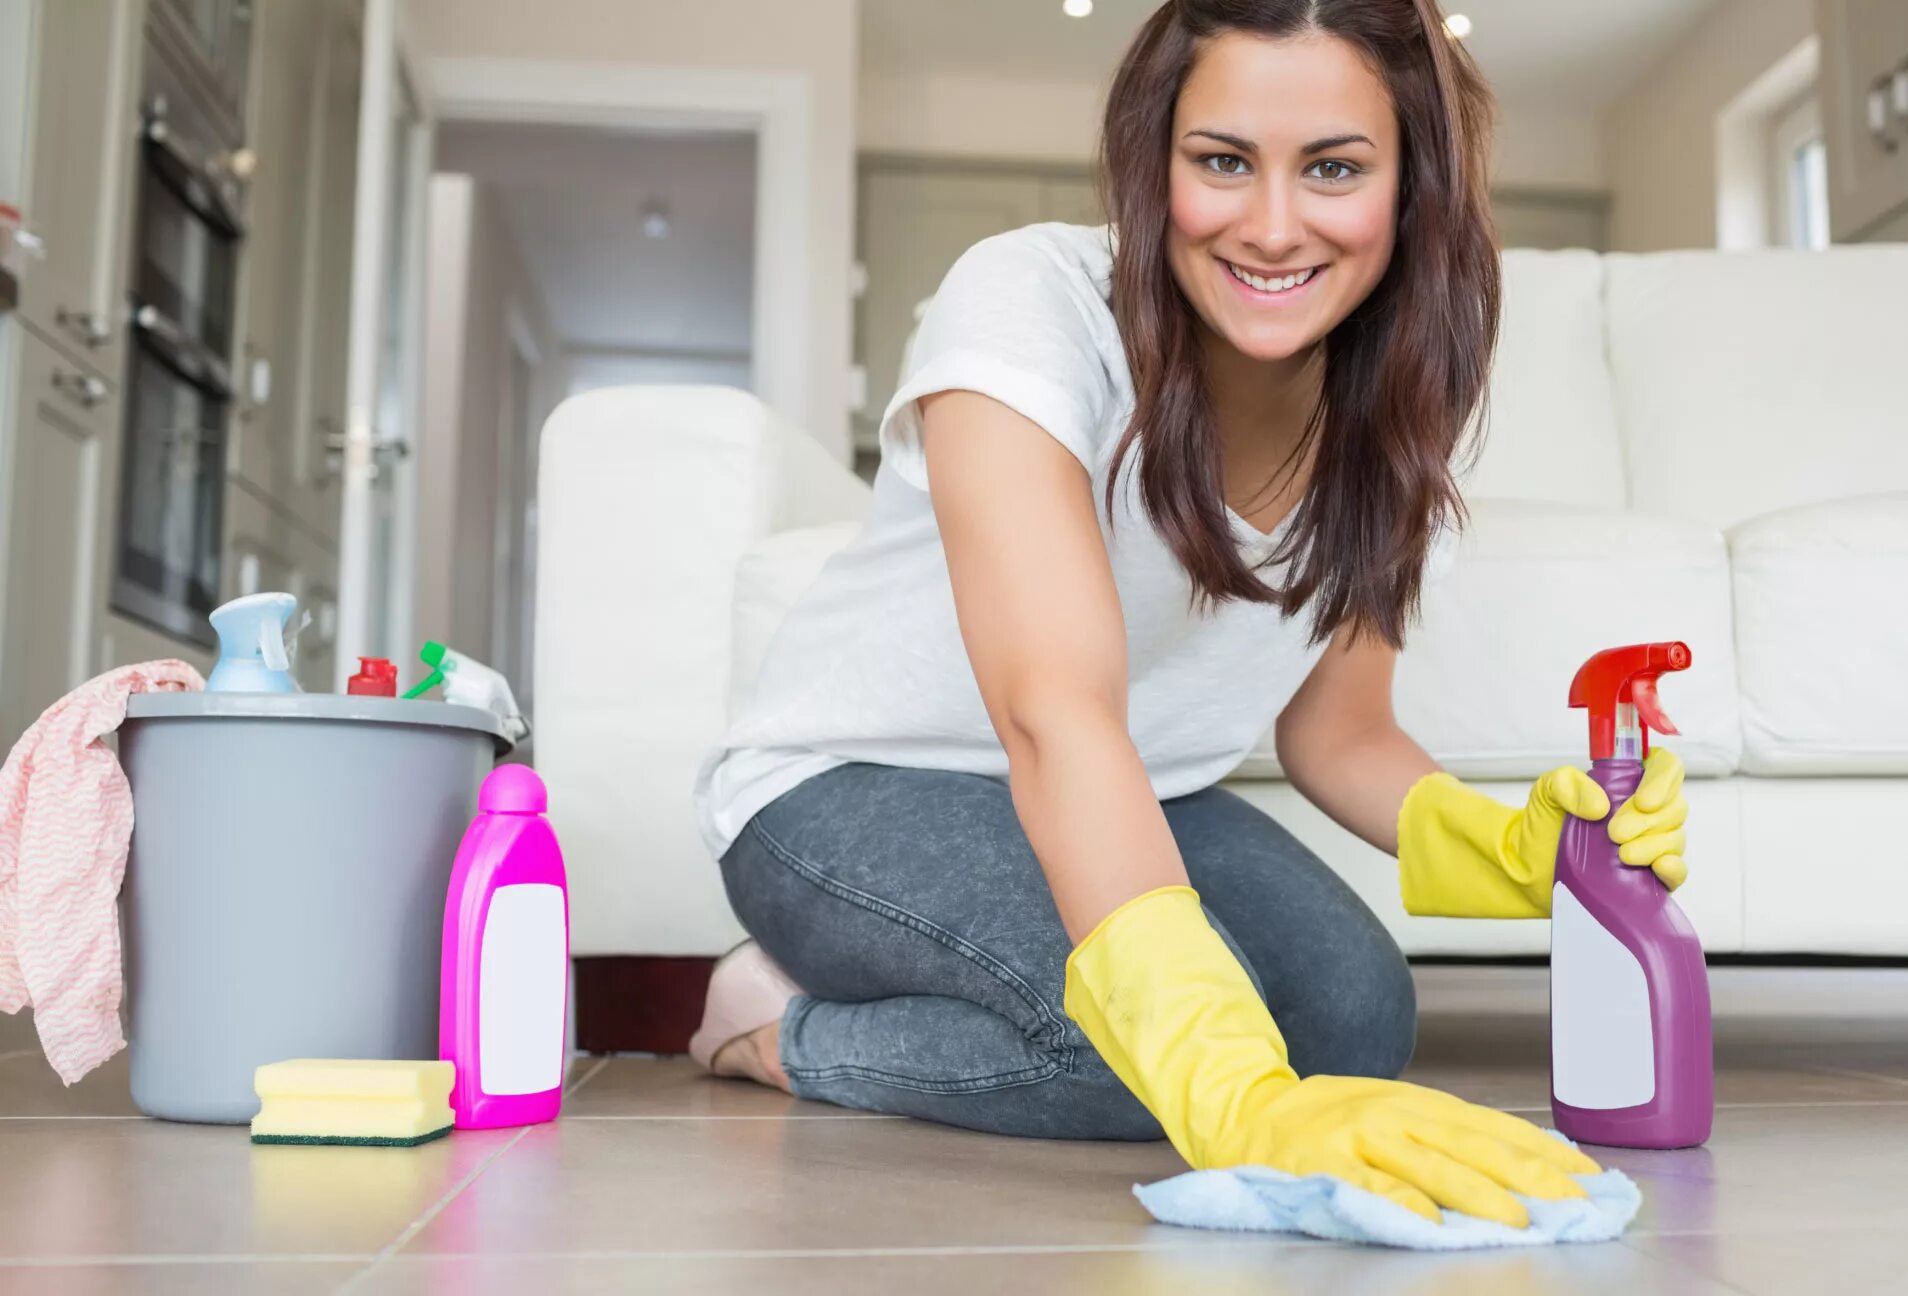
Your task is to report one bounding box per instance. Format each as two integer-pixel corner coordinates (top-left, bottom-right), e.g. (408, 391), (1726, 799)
(435, 122), (756, 356)
(859, 0), (1721, 112)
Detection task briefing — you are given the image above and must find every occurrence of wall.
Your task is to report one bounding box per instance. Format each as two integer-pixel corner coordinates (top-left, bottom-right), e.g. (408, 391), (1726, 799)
(434, 123), (756, 359)
(1602, 0), (1817, 251)
(566, 349), (753, 397)
(858, 72), (1608, 191)
(0, 0), (29, 199)
(417, 174), (566, 668)
(408, 0), (857, 458)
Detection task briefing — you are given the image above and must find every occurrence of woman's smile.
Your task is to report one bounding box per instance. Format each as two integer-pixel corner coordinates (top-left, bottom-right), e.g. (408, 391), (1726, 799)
(1220, 257), (1327, 304)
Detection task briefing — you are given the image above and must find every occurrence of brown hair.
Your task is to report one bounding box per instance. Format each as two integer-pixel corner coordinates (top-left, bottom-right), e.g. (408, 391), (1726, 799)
(1099, 0), (1499, 648)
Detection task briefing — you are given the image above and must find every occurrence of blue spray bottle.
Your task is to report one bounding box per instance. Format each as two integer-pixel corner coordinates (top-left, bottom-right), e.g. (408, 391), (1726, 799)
(205, 592), (301, 693)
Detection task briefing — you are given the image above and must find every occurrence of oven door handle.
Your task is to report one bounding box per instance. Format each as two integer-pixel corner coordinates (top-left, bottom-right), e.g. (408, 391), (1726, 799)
(134, 304), (235, 400)
(142, 112), (247, 239)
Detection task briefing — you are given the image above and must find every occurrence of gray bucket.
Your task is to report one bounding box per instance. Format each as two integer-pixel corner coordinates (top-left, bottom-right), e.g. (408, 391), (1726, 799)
(119, 694), (507, 1123)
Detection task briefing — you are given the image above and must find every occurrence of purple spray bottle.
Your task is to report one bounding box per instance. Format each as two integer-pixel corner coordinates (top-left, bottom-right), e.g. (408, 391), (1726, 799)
(1551, 641), (1713, 1149)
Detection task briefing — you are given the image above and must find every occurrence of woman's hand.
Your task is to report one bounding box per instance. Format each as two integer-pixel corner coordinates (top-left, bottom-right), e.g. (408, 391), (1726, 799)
(1065, 887), (1602, 1227)
(1607, 747), (1688, 890)
(1397, 747), (1691, 918)
(1239, 1073), (1600, 1226)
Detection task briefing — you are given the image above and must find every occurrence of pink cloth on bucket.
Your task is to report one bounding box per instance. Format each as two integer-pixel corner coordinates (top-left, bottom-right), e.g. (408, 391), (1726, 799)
(0, 661), (205, 1083)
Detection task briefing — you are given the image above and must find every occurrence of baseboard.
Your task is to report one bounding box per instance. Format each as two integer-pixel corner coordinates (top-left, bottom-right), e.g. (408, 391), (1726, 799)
(571, 955), (1908, 1055)
(574, 955), (717, 1054)
(1415, 962), (1908, 1019)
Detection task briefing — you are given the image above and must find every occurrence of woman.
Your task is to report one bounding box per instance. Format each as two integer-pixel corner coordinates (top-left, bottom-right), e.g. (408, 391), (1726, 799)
(688, 0), (1690, 1228)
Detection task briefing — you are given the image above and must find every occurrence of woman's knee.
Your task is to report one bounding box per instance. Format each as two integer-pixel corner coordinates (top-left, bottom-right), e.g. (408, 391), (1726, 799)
(1287, 936), (1417, 1080)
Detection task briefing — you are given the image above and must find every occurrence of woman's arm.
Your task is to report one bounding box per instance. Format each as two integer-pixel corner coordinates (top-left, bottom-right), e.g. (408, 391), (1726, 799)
(921, 391), (1605, 1215)
(920, 389), (1188, 943)
(1274, 625), (1438, 855)
(1281, 624), (1693, 915)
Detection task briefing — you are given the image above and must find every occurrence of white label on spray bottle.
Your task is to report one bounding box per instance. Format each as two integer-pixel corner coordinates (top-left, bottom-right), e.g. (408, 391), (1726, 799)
(479, 883), (566, 1096)
(1551, 883), (1656, 1109)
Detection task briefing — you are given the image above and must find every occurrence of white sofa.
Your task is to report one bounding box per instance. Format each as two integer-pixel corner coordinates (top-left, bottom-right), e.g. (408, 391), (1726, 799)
(534, 245), (1908, 961)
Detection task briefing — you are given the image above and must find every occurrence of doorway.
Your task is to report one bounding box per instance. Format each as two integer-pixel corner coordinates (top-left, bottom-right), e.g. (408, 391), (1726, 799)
(411, 119), (758, 714)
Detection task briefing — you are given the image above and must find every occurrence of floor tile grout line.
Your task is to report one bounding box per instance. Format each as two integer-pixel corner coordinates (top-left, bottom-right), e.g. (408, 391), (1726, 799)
(0, 1049), (42, 1061)
(1628, 1221), (1908, 1238)
(336, 1126), (532, 1293)
(0, 1255), (380, 1267)
(356, 1240), (1328, 1263)
(562, 1113), (907, 1121)
(1498, 1098), (1908, 1113)
(1795, 1062), (1908, 1091)
(0, 1115), (151, 1120)
(563, 1056), (611, 1097)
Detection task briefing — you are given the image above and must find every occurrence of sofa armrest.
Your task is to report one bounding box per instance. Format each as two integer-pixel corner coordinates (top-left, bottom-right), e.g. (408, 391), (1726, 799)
(533, 385), (872, 955)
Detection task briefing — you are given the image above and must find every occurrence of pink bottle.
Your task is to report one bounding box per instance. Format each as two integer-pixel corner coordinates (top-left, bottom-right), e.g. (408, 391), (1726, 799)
(440, 765), (570, 1129)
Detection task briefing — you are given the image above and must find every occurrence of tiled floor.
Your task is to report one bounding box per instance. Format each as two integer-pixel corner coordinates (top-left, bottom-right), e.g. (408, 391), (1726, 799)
(3, 1000), (1907, 1294)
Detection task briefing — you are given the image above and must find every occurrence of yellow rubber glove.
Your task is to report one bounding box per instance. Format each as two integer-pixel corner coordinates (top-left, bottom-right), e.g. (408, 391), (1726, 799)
(1063, 886), (1601, 1226)
(1397, 747), (1689, 918)
(1608, 747), (1689, 890)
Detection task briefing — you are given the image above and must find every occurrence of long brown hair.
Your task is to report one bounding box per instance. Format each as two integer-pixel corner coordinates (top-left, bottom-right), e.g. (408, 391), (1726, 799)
(1100, 0), (1499, 649)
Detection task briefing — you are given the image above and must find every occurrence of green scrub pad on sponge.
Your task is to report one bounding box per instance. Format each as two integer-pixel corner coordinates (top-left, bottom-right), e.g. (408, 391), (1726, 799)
(251, 1059), (455, 1146)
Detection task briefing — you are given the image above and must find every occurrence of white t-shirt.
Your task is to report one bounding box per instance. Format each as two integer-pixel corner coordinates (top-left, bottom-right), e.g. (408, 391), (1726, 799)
(692, 222), (1450, 861)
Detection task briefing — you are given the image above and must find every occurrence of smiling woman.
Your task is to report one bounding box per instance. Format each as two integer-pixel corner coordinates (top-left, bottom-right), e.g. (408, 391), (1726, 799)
(1102, 0), (1500, 648)
(688, 0), (1629, 1233)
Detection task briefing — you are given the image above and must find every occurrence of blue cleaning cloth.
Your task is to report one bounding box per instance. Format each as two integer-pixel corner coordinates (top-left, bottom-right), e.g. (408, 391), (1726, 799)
(1135, 1136), (1640, 1250)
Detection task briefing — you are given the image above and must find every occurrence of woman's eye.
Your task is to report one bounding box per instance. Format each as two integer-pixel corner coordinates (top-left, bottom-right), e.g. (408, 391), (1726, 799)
(1202, 153), (1248, 176)
(1309, 160), (1359, 183)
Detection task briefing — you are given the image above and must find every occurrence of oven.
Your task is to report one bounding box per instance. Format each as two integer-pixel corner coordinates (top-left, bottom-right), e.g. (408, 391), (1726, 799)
(111, 56), (246, 647)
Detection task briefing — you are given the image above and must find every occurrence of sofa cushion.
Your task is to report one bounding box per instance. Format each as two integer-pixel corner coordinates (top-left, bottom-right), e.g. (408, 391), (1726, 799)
(1731, 493), (1908, 775)
(729, 521), (864, 719)
(1605, 245), (1908, 531)
(1235, 499), (1742, 780)
(1462, 250), (1628, 509)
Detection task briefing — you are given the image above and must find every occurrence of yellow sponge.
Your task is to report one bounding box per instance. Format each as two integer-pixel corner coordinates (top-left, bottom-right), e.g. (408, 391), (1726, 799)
(252, 1059), (455, 1147)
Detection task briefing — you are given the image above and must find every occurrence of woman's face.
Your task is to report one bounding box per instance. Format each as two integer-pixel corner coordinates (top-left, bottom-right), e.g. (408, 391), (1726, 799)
(1166, 31), (1400, 366)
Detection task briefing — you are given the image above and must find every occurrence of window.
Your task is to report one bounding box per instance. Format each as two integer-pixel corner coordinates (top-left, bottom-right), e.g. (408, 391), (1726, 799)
(1770, 90), (1831, 249)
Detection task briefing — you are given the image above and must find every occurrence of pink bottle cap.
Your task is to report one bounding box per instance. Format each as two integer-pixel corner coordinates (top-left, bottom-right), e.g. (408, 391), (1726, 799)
(479, 764), (547, 815)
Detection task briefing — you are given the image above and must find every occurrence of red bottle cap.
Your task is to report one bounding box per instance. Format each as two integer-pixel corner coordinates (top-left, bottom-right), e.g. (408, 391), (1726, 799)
(347, 656), (399, 697)
(1567, 642), (1691, 761)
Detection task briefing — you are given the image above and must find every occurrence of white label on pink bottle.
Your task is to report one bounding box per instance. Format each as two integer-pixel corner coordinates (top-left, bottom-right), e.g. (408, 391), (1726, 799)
(1551, 883), (1656, 1109)
(478, 883), (566, 1096)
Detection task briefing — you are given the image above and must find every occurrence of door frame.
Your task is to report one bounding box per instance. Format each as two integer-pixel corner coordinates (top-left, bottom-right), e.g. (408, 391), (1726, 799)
(336, 0), (440, 688)
(415, 56), (811, 439)
(335, 49), (811, 685)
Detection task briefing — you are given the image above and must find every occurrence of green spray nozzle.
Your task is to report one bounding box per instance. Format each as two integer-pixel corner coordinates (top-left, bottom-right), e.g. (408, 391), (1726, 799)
(400, 640), (450, 699)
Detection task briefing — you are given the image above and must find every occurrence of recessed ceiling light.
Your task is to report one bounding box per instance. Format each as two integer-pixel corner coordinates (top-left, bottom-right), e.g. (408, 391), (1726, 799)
(1444, 13), (1473, 38)
(1063, 0), (1093, 16)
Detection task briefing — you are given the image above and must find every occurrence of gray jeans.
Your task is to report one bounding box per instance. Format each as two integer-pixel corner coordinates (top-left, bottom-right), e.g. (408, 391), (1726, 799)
(717, 761), (1416, 1141)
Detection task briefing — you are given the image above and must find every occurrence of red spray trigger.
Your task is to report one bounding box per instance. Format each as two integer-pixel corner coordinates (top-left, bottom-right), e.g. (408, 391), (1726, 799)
(1630, 675), (1678, 739)
(1568, 642), (1692, 761)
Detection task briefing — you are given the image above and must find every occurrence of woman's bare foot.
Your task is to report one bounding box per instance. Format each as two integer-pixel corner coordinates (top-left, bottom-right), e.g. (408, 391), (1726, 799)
(709, 1019), (789, 1092)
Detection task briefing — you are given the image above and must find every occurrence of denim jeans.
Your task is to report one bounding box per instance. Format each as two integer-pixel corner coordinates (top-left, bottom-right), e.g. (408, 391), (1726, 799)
(717, 761), (1417, 1141)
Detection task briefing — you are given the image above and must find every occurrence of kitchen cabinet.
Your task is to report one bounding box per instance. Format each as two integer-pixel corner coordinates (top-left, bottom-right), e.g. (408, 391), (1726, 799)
(228, 0), (324, 510)
(0, 327), (118, 750)
(281, 0), (359, 539)
(15, 0), (143, 384)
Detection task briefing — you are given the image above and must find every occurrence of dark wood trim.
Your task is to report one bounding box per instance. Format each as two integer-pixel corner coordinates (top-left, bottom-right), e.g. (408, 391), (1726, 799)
(574, 955), (717, 1055)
